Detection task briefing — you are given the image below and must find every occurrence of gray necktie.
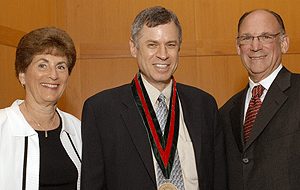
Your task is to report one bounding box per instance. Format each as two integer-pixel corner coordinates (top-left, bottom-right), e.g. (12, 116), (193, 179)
(156, 93), (185, 189)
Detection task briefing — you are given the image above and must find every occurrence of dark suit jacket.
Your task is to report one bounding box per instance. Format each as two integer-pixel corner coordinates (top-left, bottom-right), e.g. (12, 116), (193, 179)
(219, 67), (300, 190)
(80, 82), (227, 190)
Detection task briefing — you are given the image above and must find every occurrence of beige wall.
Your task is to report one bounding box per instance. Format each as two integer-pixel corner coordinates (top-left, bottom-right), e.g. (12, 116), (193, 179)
(1, 0), (300, 119)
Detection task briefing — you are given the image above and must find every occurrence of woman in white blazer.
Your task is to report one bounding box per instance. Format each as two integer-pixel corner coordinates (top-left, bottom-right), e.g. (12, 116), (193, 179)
(0, 27), (81, 190)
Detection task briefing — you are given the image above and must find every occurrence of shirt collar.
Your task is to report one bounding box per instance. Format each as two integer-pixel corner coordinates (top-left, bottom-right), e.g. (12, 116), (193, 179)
(141, 74), (172, 108)
(9, 100), (36, 137)
(9, 100), (75, 137)
(56, 109), (76, 135)
(248, 64), (283, 91)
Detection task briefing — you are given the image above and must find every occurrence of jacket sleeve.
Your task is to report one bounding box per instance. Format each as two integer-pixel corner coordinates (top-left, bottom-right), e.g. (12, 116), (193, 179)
(80, 99), (106, 190)
(214, 107), (228, 190)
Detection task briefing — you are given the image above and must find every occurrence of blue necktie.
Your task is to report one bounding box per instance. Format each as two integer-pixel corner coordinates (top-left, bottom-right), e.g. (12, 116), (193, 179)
(156, 93), (185, 189)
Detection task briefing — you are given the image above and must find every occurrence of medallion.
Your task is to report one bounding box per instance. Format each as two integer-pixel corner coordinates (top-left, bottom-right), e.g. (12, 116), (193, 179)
(158, 183), (178, 190)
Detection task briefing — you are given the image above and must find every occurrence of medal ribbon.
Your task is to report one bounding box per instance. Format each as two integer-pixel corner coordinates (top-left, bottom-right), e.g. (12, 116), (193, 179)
(131, 72), (180, 179)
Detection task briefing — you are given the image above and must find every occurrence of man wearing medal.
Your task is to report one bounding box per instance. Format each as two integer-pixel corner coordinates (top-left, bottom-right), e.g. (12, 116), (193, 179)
(81, 6), (227, 190)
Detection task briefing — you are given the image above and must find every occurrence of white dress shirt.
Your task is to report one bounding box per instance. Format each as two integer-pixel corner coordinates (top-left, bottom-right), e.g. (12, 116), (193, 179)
(244, 64), (283, 122)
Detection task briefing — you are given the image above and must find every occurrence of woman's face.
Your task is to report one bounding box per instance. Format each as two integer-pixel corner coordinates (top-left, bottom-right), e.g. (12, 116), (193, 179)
(19, 53), (69, 106)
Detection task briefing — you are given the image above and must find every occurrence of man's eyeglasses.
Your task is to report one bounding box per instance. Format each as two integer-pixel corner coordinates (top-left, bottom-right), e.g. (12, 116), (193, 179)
(237, 32), (281, 45)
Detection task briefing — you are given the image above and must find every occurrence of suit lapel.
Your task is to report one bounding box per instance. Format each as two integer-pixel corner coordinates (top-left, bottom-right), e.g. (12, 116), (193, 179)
(229, 87), (248, 153)
(120, 86), (156, 185)
(245, 67), (291, 150)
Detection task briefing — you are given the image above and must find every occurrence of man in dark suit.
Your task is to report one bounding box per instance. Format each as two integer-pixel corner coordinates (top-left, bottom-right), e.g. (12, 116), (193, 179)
(81, 6), (227, 190)
(220, 9), (300, 189)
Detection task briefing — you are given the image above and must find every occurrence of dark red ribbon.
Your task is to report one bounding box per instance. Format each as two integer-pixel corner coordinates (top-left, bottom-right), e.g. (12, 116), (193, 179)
(134, 73), (177, 167)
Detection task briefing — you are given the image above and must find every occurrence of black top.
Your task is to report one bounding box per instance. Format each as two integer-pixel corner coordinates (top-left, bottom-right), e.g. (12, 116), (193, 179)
(37, 115), (77, 189)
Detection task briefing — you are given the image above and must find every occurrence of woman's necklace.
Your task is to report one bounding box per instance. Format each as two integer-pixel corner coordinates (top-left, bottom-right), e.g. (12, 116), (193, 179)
(24, 103), (56, 137)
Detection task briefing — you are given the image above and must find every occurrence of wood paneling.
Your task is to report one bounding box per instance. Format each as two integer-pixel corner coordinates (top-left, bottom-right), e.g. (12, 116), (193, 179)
(64, 0), (300, 118)
(174, 56), (248, 107)
(0, 45), (25, 108)
(282, 54), (300, 73)
(0, 0), (57, 32)
(0, 26), (26, 47)
(0, 0), (67, 110)
(65, 58), (139, 118)
(1, 0), (300, 120)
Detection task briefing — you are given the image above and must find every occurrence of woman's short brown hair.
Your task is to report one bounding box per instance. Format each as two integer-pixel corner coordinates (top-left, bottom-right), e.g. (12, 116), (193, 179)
(15, 26), (76, 78)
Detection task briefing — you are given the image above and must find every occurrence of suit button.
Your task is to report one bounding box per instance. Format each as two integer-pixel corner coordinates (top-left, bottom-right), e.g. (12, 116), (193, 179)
(243, 158), (249, 164)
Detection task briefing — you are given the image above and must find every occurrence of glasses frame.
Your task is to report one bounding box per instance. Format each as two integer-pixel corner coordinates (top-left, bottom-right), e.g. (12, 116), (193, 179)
(237, 32), (282, 45)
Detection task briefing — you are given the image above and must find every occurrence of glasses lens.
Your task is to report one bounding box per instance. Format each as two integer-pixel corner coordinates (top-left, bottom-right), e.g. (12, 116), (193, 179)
(238, 33), (280, 45)
(259, 36), (273, 44)
(239, 37), (251, 44)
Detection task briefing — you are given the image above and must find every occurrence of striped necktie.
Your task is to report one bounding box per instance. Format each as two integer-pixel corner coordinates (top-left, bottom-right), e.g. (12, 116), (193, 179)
(244, 85), (264, 143)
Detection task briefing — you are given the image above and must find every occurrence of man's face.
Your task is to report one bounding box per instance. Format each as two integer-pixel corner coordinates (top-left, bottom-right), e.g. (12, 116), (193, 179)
(130, 21), (180, 91)
(236, 10), (289, 82)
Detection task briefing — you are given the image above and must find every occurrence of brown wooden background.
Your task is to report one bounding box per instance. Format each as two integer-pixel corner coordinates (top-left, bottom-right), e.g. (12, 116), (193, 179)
(1, 0), (300, 119)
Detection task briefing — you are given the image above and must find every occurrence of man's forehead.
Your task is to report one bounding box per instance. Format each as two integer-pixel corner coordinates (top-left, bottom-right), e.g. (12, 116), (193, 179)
(140, 22), (178, 35)
(239, 11), (280, 34)
(142, 21), (174, 30)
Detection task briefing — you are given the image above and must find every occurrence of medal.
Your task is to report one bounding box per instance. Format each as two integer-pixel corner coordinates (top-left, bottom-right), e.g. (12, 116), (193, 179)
(158, 183), (178, 190)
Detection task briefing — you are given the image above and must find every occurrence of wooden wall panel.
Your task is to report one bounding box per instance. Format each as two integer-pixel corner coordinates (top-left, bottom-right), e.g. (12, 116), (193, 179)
(63, 0), (300, 119)
(0, 0), (67, 110)
(0, 26), (26, 47)
(66, 58), (139, 118)
(174, 56), (248, 107)
(0, 0), (56, 32)
(0, 45), (25, 108)
(196, 56), (248, 107)
(69, 0), (197, 59)
(64, 0), (199, 118)
(66, 55), (248, 118)
(282, 54), (300, 73)
(185, 0), (300, 106)
(194, 0), (300, 55)
(2, 0), (300, 120)
(193, 0), (300, 107)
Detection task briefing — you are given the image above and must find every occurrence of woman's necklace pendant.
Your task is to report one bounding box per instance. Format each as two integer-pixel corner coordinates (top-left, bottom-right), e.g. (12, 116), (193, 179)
(38, 123), (48, 138)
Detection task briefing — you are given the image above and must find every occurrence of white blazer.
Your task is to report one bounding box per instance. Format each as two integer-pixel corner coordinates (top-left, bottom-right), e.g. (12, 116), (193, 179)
(0, 100), (82, 190)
